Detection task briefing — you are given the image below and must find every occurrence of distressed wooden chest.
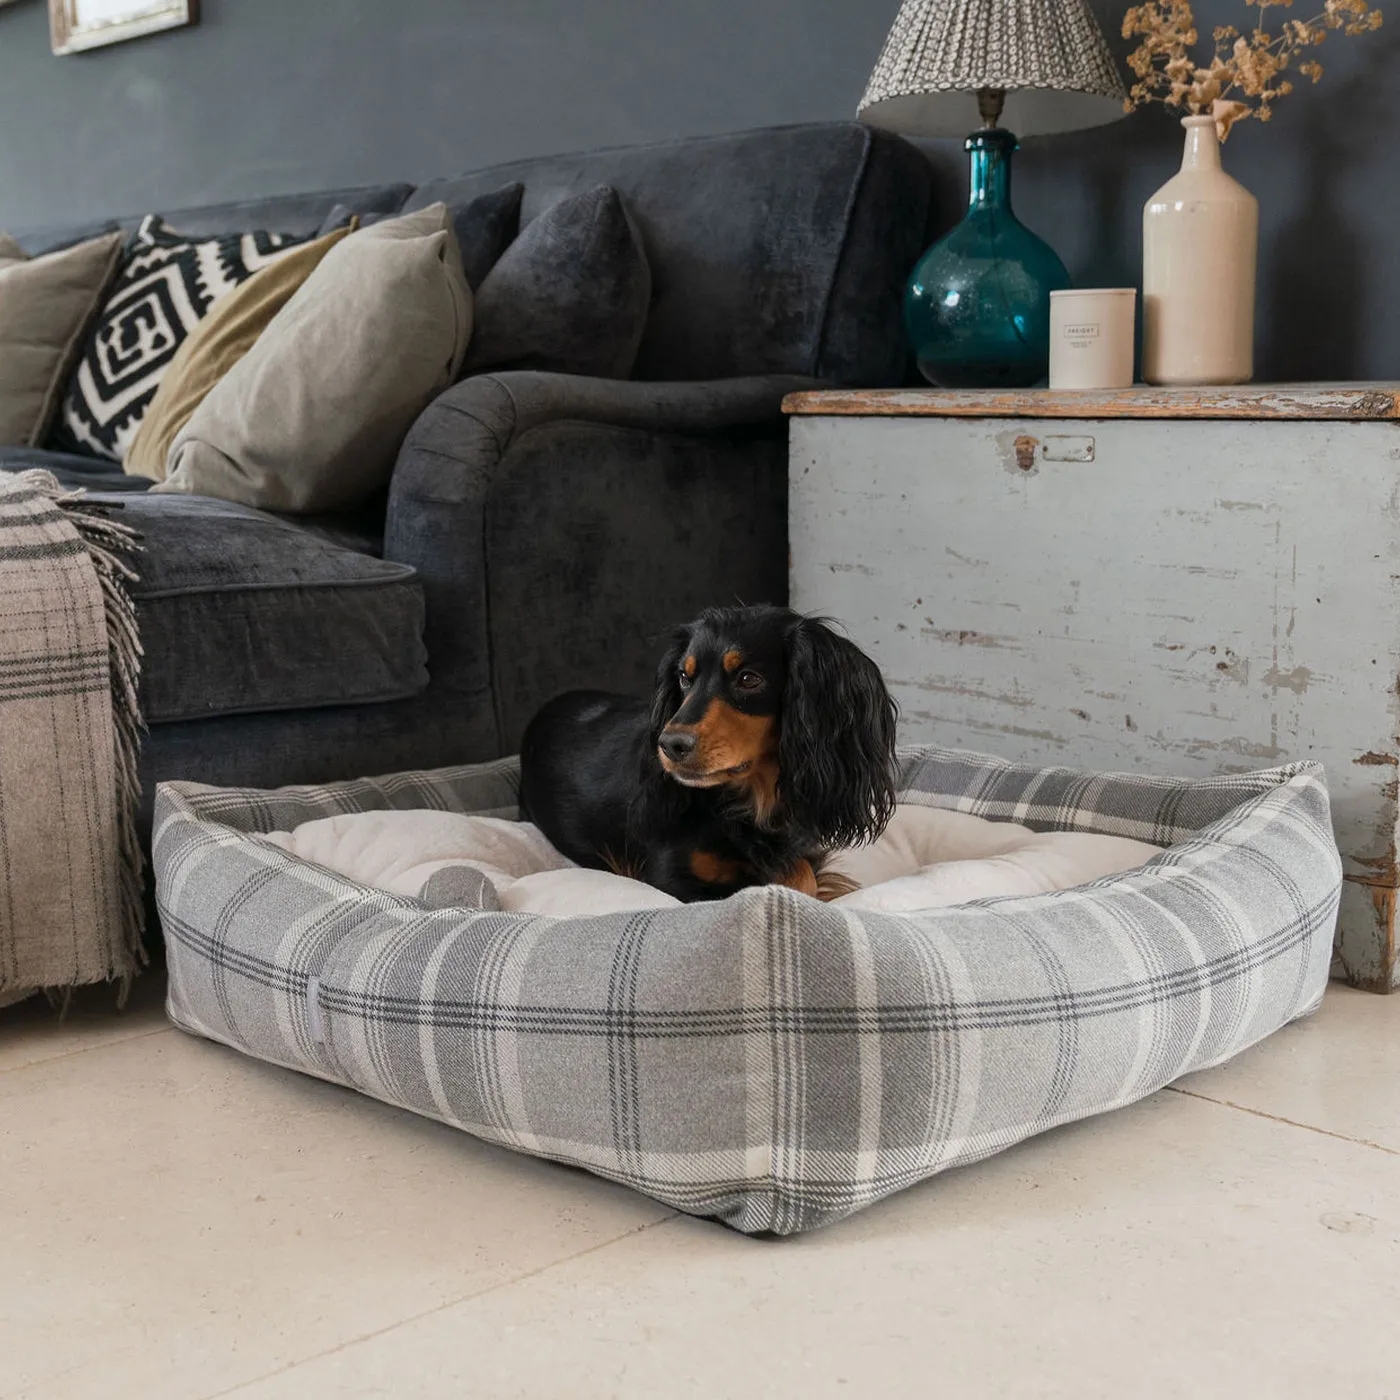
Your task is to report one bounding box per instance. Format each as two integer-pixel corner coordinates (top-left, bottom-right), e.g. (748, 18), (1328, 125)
(787, 384), (1400, 991)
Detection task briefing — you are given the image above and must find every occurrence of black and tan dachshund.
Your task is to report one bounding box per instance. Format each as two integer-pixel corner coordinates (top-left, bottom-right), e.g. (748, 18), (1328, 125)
(518, 605), (898, 903)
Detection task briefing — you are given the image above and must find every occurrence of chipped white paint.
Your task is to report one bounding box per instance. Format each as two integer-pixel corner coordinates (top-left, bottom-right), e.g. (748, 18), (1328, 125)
(789, 412), (1400, 991)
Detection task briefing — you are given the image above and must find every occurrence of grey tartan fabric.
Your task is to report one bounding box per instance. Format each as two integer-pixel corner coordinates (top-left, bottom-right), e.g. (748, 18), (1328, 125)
(157, 746), (1341, 1235)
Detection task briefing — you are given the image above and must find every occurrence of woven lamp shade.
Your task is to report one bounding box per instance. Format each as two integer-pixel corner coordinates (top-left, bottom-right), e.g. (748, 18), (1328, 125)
(859, 0), (1128, 138)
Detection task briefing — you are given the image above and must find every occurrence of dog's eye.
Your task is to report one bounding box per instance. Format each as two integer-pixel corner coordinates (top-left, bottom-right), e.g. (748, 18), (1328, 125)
(735, 670), (765, 692)
(677, 668), (693, 690)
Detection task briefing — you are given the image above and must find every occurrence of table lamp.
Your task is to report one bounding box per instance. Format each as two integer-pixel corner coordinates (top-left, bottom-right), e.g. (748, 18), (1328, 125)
(859, 0), (1127, 388)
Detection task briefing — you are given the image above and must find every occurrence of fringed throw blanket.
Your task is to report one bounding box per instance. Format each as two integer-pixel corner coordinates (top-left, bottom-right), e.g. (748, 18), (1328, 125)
(0, 470), (144, 1005)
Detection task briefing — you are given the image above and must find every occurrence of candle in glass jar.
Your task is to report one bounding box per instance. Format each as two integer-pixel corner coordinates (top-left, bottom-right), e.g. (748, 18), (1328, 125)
(1049, 288), (1136, 390)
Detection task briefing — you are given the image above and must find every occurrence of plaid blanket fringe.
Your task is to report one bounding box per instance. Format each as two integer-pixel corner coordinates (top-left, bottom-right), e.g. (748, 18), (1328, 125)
(62, 484), (146, 969)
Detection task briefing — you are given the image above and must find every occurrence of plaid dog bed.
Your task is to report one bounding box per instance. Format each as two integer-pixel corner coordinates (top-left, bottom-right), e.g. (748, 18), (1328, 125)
(156, 747), (1340, 1235)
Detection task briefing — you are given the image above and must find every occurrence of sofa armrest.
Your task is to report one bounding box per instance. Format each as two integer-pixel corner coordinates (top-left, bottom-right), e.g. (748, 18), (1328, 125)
(386, 371), (819, 752)
(389, 370), (824, 503)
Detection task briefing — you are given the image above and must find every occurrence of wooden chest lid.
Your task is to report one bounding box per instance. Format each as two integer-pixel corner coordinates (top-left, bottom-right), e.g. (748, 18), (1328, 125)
(783, 383), (1400, 421)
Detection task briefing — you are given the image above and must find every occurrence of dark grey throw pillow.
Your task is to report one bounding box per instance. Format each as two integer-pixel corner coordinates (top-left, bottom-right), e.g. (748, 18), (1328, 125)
(464, 184), (651, 381)
(317, 183), (523, 290)
(315, 204), (359, 235)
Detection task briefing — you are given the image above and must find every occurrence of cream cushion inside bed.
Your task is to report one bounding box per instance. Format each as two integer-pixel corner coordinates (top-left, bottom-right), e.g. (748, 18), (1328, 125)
(262, 802), (1162, 914)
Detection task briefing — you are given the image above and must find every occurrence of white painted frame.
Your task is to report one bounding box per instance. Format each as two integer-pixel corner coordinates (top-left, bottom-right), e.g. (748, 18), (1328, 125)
(49, 0), (196, 55)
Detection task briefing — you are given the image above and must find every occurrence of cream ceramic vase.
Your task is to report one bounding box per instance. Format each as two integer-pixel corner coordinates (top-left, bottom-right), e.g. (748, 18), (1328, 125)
(1142, 114), (1259, 385)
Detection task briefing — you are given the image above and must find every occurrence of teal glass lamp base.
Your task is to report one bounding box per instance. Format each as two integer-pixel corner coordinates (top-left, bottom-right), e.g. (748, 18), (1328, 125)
(904, 128), (1069, 389)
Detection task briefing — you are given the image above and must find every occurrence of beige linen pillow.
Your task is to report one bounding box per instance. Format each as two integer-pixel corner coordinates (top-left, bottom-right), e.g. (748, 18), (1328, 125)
(125, 222), (355, 481)
(156, 203), (471, 512)
(0, 231), (124, 446)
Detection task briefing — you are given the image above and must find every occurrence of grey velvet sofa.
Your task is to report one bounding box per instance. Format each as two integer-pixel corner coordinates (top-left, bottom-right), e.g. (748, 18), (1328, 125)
(2, 122), (935, 836)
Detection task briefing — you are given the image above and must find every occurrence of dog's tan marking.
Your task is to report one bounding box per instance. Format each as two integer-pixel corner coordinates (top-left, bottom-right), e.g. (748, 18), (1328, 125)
(682, 655), (697, 679)
(778, 859), (819, 897)
(694, 699), (775, 767)
(739, 756), (781, 826)
(665, 700), (775, 771)
(661, 700), (782, 821)
(722, 649), (744, 673)
(689, 850), (744, 885)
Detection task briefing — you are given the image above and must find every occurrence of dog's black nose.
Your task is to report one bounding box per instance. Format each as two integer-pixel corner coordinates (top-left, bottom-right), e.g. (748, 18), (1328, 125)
(659, 730), (697, 762)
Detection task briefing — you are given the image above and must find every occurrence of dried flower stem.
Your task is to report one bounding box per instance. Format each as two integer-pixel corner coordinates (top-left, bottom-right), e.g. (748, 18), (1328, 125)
(1123, 0), (1384, 138)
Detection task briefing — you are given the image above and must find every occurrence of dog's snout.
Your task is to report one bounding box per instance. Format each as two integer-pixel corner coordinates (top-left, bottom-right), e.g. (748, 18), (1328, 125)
(659, 730), (697, 762)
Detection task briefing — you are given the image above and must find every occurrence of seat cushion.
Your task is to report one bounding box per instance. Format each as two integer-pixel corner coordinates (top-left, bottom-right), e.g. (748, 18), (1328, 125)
(0, 448), (386, 554)
(0, 444), (151, 491)
(93, 493), (426, 723)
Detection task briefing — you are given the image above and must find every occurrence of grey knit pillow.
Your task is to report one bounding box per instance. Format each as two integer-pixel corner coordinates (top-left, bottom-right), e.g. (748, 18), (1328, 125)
(464, 185), (651, 381)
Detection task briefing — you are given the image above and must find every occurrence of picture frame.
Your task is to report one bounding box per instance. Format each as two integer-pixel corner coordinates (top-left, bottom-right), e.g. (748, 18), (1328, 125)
(49, 0), (197, 55)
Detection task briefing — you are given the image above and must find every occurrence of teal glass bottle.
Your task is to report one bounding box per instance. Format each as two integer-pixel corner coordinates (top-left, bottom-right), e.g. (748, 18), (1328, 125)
(904, 128), (1070, 389)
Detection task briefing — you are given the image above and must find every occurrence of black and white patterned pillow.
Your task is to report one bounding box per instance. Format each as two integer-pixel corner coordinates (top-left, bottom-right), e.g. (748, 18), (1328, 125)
(50, 216), (310, 462)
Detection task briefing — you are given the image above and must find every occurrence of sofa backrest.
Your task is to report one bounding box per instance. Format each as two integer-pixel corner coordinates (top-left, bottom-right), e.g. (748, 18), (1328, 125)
(405, 123), (935, 386)
(10, 183), (413, 257)
(12, 123), (935, 388)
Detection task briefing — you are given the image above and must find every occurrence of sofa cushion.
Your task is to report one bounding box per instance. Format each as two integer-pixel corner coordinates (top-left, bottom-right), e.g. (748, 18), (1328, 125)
(0, 231), (124, 447)
(0, 448), (387, 557)
(51, 216), (317, 463)
(0, 444), (151, 492)
(91, 493), (427, 724)
(158, 204), (471, 514)
(124, 224), (355, 482)
(318, 183), (523, 290)
(463, 185), (651, 380)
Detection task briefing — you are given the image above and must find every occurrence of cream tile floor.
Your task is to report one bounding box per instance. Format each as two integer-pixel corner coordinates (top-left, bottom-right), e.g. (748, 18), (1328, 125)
(3, 976), (1397, 1400)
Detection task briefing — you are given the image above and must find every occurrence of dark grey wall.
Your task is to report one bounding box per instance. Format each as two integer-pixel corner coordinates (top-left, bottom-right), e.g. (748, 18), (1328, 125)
(1, 0), (1394, 378)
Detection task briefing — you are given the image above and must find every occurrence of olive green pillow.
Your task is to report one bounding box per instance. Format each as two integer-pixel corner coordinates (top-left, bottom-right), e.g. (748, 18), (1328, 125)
(156, 204), (471, 513)
(125, 223), (355, 482)
(0, 231), (124, 446)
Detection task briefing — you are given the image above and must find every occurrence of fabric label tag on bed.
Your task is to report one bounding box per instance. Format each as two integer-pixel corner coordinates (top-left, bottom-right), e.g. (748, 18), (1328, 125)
(306, 975), (327, 1044)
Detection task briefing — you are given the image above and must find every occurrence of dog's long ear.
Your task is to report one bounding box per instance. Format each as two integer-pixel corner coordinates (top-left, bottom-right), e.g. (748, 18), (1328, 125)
(779, 616), (898, 847)
(647, 624), (692, 743)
